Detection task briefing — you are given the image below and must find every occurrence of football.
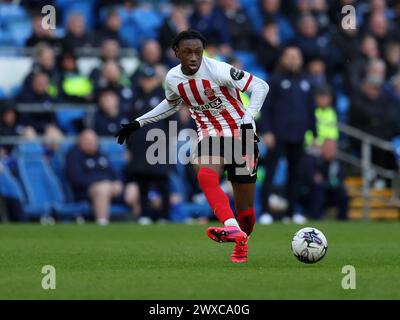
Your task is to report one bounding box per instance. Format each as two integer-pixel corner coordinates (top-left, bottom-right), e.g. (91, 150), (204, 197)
(291, 227), (328, 264)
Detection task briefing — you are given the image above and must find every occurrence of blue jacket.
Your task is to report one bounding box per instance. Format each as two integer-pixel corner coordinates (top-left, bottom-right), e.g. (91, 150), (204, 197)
(65, 146), (119, 200)
(259, 72), (317, 143)
(94, 110), (128, 137)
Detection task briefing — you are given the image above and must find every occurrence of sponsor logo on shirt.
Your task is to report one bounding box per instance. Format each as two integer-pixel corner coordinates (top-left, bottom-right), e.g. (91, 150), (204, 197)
(192, 97), (224, 113)
(230, 67), (245, 81)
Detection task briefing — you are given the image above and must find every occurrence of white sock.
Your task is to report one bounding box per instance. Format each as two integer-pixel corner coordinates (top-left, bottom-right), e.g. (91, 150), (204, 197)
(224, 218), (241, 230)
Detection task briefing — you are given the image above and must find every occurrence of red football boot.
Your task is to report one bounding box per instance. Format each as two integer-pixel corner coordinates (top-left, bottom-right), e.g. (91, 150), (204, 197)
(207, 226), (248, 245)
(231, 243), (248, 263)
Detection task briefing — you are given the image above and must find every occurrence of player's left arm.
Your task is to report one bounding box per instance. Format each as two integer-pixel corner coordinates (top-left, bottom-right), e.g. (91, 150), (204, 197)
(216, 61), (270, 125)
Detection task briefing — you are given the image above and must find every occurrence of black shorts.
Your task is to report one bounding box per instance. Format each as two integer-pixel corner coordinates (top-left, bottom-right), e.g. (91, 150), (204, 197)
(193, 136), (259, 184)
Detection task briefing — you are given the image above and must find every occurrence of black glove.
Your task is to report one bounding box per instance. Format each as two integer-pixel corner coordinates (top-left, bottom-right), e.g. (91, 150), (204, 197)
(115, 120), (141, 145)
(240, 123), (260, 156)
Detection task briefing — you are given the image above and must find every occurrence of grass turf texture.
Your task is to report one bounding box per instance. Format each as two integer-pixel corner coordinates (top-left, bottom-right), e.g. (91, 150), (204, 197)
(0, 221), (399, 299)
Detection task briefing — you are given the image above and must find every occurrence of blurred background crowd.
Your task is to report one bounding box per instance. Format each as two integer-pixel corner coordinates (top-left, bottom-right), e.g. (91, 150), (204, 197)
(0, 0), (399, 225)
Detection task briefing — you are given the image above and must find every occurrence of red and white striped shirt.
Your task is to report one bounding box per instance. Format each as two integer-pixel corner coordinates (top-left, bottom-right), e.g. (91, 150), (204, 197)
(165, 57), (254, 141)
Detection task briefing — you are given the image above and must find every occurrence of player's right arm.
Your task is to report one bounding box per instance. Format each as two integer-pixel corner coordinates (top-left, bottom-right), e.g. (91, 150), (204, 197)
(115, 74), (182, 145)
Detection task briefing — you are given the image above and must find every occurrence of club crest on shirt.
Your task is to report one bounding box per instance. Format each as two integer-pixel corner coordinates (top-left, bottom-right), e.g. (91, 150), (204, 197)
(230, 67), (245, 81)
(204, 87), (215, 98)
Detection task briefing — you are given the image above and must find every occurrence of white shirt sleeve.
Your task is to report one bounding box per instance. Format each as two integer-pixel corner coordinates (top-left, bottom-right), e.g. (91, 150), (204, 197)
(216, 61), (269, 124)
(242, 76), (269, 124)
(215, 61), (254, 93)
(136, 99), (181, 127)
(165, 74), (182, 105)
(136, 74), (182, 127)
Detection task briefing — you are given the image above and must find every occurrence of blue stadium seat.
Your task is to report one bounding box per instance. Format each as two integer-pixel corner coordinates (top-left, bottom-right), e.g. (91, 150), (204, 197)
(0, 4), (31, 46)
(131, 8), (163, 39)
(392, 136), (400, 162)
(0, 159), (51, 218)
(336, 92), (350, 122)
(248, 66), (269, 81)
(55, 108), (86, 134)
(16, 143), (90, 221)
(99, 139), (127, 176)
(234, 51), (258, 70)
(57, 0), (96, 29)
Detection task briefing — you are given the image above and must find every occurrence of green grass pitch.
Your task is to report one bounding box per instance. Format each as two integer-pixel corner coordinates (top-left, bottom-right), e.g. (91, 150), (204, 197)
(0, 221), (399, 299)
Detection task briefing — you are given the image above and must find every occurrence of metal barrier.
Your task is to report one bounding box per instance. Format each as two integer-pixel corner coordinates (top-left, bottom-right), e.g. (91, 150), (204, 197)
(337, 122), (400, 219)
(16, 103), (97, 129)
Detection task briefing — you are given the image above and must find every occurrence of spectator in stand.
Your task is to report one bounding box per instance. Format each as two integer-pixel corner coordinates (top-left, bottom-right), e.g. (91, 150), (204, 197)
(94, 9), (126, 46)
(298, 139), (348, 220)
(385, 71), (400, 103)
(365, 59), (388, 93)
(94, 90), (128, 136)
(17, 72), (63, 142)
(0, 102), (25, 155)
(217, 0), (255, 51)
(190, 0), (230, 49)
(61, 12), (93, 53)
(332, 22), (360, 70)
(93, 60), (133, 114)
(131, 40), (167, 87)
(89, 39), (125, 86)
(349, 76), (399, 171)
(257, 19), (282, 74)
(345, 35), (380, 94)
(258, 45), (316, 225)
(65, 129), (140, 225)
(310, 0), (331, 32)
(367, 12), (397, 52)
(307, 57), (328, 88)
(259, 0), (294, 42)
(383, 41), (400, 80)
(25, 13), (60, 48)
(124, 65), (170, 224)
(57, 51), (93, 103)
(294, 13), (337, 69)
(158, 4), (190, 65)
(305, 84), (338, 147)
(22, 44), (60, 99)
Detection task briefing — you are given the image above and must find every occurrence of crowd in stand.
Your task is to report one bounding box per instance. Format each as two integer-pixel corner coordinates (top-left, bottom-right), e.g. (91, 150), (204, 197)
(0, 0), (399, 224)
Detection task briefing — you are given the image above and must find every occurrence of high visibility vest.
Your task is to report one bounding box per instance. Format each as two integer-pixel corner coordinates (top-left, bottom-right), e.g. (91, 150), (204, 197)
(62, 75), (93, 97)
(305, 106), (339, 146)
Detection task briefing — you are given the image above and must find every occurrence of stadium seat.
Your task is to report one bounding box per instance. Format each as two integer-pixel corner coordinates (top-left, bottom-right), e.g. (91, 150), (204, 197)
(0, 4), (31, 46)
(57, 0), (96, 29)
(248, 67), (268, 81)
(131, 8), (163, 39)
(336, 92), (350, 122)
(392, 136), (400, 162)
(16, 143), (90, 221)
(234, 51), (258, 70)
(0, 159), (51, 218)
(55, 108), (86, 134)
(99, 139), (127, 176)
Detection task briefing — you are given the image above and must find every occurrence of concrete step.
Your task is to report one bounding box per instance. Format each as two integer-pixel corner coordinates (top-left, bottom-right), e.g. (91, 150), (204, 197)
(348, 208), (399, 220)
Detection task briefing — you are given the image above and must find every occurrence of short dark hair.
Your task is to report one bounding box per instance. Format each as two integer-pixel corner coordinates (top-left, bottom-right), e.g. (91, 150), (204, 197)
(171, 30), (206, 51)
